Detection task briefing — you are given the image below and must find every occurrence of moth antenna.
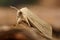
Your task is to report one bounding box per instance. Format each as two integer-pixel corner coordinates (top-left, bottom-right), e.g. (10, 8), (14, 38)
(10, 6), (18, 11)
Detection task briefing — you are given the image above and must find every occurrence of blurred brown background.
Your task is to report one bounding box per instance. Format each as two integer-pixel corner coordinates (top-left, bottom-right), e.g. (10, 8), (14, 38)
(0, 7), (16, 25)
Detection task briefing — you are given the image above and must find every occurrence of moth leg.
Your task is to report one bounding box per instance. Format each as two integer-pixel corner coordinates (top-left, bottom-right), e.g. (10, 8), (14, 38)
(23, 15), (31, 26)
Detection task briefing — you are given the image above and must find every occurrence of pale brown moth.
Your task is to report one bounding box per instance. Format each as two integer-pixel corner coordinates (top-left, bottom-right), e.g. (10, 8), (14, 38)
(10, 6), (52, 40)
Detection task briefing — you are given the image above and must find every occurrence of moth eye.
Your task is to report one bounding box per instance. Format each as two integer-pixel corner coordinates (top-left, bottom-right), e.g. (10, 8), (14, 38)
(19, 11), (22, 16)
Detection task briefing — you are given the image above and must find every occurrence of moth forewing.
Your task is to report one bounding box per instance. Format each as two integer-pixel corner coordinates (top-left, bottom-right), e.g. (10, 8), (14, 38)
(20, 7), (52, 39)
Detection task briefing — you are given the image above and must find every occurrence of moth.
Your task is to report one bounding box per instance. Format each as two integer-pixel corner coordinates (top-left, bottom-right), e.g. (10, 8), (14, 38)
(10, 6), (52, 39)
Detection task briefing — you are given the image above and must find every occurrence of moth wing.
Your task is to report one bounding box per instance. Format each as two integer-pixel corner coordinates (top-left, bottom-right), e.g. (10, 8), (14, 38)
(20, 7), (52, 39)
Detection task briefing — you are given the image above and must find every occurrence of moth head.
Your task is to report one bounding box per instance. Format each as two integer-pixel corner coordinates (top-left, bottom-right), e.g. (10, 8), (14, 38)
(17, 10), (23, 17)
